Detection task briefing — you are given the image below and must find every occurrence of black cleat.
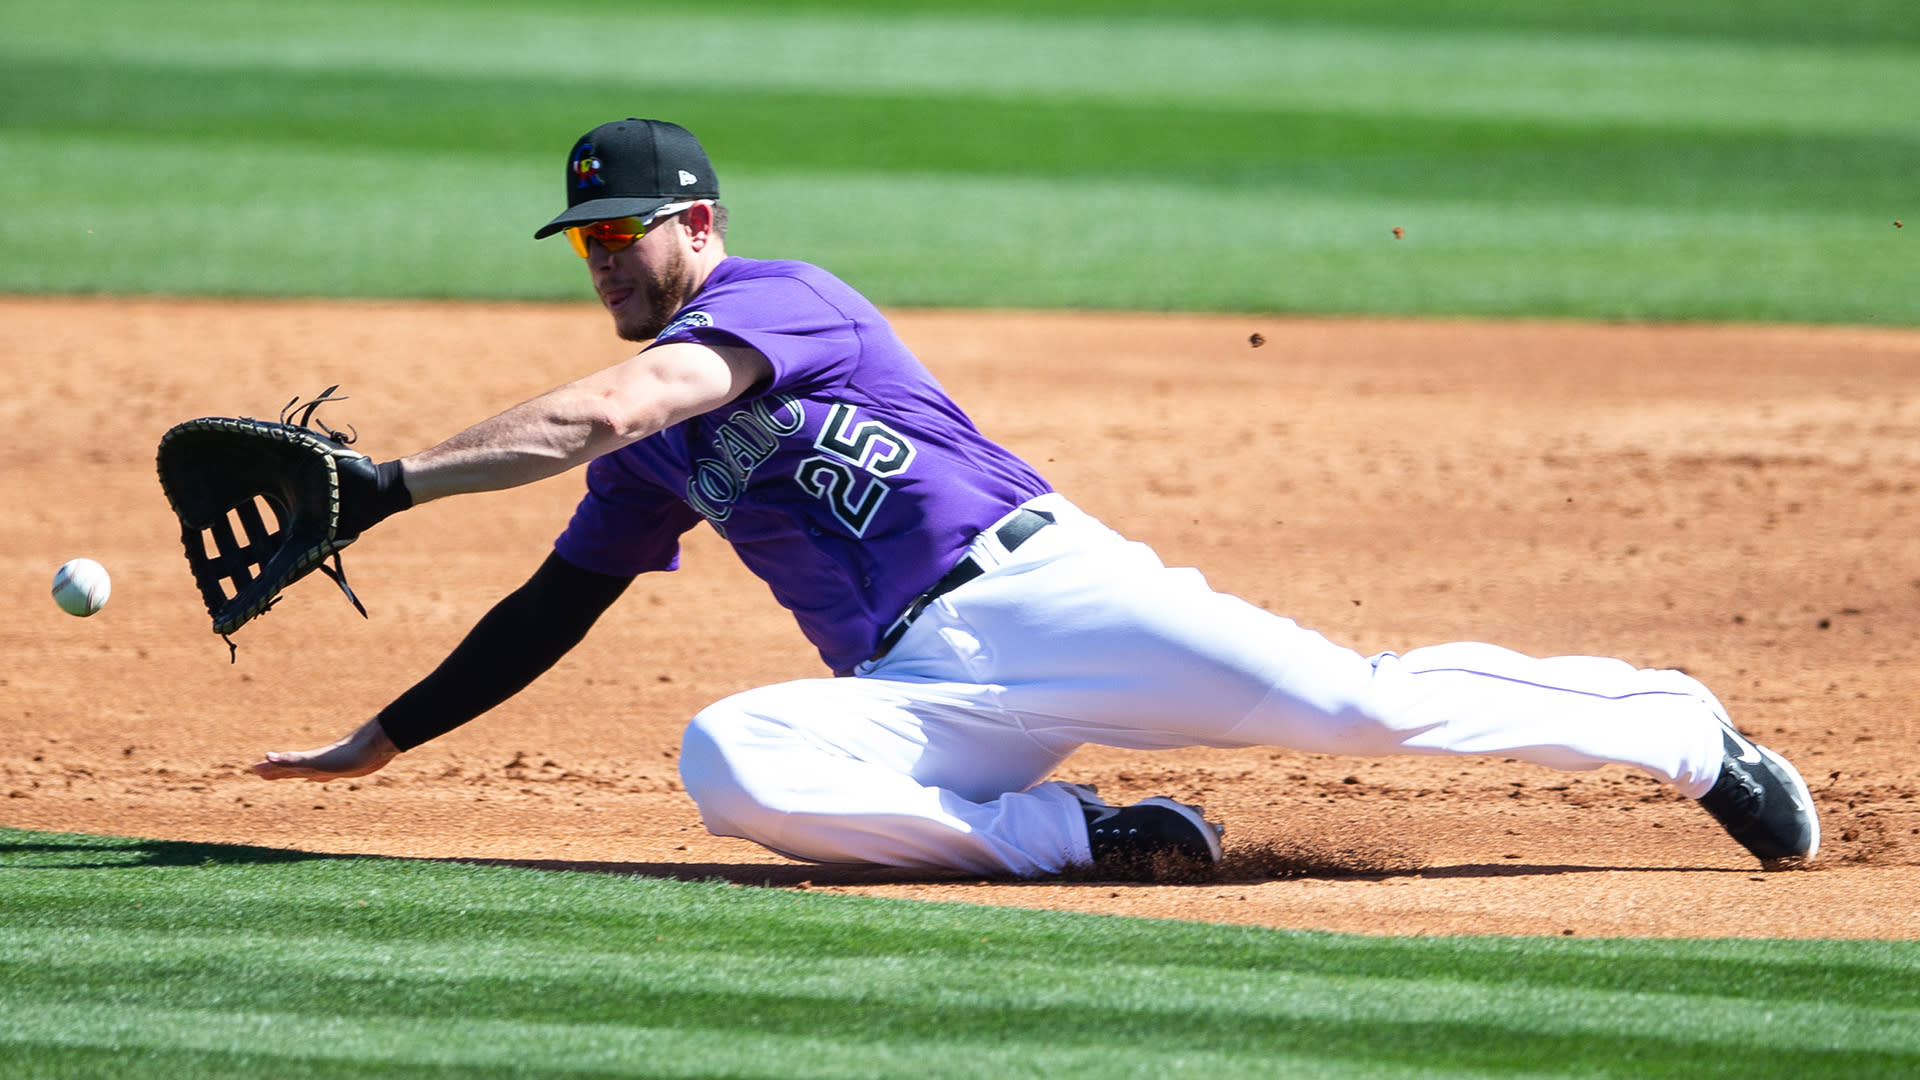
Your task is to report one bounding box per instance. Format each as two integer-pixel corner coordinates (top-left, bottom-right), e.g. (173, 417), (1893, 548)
(1084, 797), (1225, 865)
(1697, 724), (1820, 865)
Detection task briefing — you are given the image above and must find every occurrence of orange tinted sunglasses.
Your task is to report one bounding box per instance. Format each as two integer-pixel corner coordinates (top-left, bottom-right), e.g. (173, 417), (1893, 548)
(564, 216), (652, 258)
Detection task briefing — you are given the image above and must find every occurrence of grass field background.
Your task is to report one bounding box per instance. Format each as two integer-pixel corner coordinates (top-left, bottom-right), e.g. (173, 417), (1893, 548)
(6, 829), (1920, 1079)
(2, 0), (1915, 320)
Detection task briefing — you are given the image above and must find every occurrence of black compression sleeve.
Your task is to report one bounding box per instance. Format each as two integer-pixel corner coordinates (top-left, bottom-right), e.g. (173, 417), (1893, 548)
(376, 552), (634, 751)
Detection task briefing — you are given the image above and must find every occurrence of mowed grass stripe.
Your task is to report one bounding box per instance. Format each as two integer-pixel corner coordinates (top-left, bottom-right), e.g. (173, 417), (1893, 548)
(4, 130), (1906, 322)
(0, 1008), (1531, 1080)
(1, 127), (1899, 321)
(8, 1000), (1918, 1079)
(758, 172), (1908, 321)
(11, 833), (1920, 1012)
(8, 55), (1916, 210)
(8, 3), (1915, 136)
(5, 831), (1920, 1080)
(466, 0), (1920, 49)
(0, 130), (575, 299)
(7, 927), (1920, 1054)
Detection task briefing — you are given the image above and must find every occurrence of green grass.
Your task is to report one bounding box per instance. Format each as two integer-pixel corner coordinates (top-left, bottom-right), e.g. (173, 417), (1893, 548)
(1, 0), (1915, 320)
(3, 828), (1919, 1078)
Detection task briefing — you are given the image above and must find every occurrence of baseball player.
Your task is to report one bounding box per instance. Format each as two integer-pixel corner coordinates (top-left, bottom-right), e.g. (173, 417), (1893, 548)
(252, 118), (1820, 874)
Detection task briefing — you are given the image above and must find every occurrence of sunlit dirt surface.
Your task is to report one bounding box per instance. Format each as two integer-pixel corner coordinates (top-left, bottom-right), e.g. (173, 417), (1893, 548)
(5, 296), (1918, 937)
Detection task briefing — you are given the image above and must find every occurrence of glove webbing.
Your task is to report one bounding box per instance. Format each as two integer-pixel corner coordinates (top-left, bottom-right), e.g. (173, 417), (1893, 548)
(199, 493), (277, 589)
(178, 390), (371, 660)
(195, 493), (366, 661)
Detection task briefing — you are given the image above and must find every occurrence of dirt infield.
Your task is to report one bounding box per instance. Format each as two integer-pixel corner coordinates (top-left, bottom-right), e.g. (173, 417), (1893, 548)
(4, 295), (1918, 938)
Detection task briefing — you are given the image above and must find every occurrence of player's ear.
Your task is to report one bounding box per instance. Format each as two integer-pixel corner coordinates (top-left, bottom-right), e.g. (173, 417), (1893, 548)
(683, 202), (715, 250)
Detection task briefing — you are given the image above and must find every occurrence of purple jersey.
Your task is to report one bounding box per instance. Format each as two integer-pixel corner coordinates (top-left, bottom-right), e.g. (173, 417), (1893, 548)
(554, 256), (1052, 674)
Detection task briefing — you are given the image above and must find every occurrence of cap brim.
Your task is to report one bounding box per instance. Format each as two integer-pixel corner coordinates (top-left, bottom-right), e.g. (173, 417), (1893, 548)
(533, 195), (677, 239)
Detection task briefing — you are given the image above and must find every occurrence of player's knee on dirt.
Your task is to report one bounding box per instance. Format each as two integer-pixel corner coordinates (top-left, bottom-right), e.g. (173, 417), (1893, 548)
(677, 712), (771, 840)
(680, 710), (909, 864)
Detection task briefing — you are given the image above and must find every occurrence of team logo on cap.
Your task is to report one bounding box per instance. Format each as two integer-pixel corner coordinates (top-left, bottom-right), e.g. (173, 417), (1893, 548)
(571, 144), (605, 189)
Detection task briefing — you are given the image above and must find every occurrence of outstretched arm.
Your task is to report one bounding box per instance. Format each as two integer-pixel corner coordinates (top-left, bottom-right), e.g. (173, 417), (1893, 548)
(334, 341), (764, 550)
(399, 340), (770, 503)
(252, 552), (635, 782)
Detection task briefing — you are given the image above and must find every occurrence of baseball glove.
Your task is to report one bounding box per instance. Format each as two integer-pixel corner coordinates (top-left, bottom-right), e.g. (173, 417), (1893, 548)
(156, 386), (406, 654)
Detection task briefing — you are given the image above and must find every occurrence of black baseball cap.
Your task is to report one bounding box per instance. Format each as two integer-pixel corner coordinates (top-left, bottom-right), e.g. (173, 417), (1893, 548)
(533, 118), (719, 239)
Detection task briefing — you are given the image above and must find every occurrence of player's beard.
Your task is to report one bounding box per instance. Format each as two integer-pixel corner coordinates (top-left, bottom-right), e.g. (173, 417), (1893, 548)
(616, 245), (694, 342)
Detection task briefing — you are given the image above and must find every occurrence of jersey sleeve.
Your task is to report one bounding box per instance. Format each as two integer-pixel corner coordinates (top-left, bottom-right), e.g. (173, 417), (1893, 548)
(655, 272), (862, 398)
(553, 454), (704, 576)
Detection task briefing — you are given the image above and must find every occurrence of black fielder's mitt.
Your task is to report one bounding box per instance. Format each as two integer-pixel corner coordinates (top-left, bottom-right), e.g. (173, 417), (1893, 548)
(156, 386), (408, 654)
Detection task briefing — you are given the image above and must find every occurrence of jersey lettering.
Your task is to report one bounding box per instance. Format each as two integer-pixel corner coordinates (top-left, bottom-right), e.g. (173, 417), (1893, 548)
(684, 393), (803, 525)
(714, 422), (775, 478)
(686, 458), (740, 524)
(794, 404), (918, 536)
(749, 395), (806, 437)
(814, 403), (916, 476)
(681, 397), (917, 538)
(795, 456), (890, 536)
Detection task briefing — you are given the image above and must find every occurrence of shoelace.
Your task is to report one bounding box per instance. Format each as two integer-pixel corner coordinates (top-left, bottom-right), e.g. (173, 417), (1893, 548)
(1703, 752), (1768, 827)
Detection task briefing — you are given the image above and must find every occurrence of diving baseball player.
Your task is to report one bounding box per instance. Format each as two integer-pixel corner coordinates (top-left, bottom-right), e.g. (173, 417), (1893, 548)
(251, 118), (1820, 874)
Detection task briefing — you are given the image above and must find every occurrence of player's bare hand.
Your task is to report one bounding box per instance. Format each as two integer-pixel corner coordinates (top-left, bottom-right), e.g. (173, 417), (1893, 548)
(253, 717), (399, 781)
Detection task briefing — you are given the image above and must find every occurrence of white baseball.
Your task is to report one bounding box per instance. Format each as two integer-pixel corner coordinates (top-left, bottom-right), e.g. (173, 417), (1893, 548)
(52, 558), (111, 617)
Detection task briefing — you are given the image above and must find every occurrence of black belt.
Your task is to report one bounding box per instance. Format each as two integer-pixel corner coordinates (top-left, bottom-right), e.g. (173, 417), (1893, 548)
(868, 508), (1055, 664)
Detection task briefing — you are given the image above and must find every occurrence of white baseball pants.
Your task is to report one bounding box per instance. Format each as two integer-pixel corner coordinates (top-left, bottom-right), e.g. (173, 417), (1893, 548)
(677, 494), (1728, 876)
